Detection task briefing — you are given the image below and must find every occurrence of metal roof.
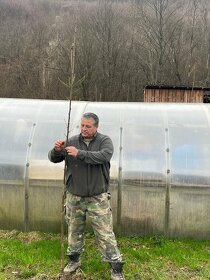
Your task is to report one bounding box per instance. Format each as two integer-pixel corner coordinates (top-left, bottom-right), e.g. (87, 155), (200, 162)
(144, 85), (210, 91)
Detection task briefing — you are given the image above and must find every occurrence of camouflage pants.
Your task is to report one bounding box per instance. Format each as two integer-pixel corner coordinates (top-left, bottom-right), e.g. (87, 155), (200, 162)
(65, 192), (122, 262)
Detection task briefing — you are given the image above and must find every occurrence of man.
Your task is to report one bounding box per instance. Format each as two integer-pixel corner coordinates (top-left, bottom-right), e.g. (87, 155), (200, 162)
(48, 112), (125, 280)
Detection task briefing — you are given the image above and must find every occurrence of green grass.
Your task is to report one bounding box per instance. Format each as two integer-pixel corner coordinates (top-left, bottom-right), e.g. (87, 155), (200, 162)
(0, 231), (210, 279)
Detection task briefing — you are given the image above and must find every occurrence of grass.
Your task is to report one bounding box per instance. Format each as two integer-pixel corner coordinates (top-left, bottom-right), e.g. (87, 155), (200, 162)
(0, 230), (210, 280)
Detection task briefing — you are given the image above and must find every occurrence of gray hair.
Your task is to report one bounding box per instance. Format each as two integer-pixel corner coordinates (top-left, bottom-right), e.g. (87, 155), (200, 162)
(82, 112), (99, 127)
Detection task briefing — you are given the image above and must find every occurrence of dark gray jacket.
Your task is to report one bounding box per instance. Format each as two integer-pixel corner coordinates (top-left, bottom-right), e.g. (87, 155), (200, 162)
(48, 132), (114, 197)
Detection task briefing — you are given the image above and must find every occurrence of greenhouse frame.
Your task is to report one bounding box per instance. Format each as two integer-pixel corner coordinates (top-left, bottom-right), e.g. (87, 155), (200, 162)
(0, 98), (210, 239)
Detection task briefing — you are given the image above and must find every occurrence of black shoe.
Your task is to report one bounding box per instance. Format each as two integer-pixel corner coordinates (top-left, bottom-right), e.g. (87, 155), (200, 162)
(110, 262), (125, 280)
(63, 260), (81, 274)
(111, 268), (125, 280)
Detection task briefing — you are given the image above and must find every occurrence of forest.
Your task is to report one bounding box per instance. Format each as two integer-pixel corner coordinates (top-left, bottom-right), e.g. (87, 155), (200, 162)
(0, 0), (210, 101)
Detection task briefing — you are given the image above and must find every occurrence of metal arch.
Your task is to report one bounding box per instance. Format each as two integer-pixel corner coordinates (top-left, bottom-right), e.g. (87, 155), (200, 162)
(23, 123), (36, 232)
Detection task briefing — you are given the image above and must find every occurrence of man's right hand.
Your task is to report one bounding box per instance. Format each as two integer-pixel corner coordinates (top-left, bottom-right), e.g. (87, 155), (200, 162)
(54, 140), (65, 151)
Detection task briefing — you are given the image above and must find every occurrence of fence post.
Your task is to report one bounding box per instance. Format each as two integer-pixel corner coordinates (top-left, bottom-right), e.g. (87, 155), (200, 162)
(117, 126), (123, 234)
(23, 123), (36, 232)
(164, 127), (171, 237)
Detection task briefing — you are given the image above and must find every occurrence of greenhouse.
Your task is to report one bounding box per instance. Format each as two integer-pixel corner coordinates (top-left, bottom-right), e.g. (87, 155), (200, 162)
(0, 98), (210, 240)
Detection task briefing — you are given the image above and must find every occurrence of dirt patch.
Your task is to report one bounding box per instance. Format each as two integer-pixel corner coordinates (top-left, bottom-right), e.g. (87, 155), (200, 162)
(2, 272), (85, 280)
(0, 230), (61, 243)
(29, 271), (85, 280)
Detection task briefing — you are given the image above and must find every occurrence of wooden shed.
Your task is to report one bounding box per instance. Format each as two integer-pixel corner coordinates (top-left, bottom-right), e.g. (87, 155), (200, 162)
(144, 85), (210, 103)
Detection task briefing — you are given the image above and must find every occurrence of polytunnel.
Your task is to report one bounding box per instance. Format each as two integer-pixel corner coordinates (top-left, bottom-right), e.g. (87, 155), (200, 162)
(0, 98), (210, 240)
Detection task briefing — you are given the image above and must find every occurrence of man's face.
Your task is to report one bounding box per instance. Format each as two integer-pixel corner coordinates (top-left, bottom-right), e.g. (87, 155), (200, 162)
(80, 117), (97, 139)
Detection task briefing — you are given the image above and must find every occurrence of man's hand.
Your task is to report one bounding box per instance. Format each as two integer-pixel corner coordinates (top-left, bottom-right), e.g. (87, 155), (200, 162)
(54, 140), (65, 151)
(65, 146), (79, 157)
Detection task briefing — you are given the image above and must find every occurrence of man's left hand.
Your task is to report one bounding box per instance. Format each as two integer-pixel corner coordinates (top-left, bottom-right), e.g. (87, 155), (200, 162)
(65, 146), (79, 157)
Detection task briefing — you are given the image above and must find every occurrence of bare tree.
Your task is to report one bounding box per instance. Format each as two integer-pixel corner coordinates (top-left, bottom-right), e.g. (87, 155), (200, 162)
(133, 0), (187, 84)
(1, 0), (210, 101)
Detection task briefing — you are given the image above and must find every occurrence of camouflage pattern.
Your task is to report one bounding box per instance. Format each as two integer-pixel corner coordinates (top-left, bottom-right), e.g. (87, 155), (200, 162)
(65, 192), (122, 262)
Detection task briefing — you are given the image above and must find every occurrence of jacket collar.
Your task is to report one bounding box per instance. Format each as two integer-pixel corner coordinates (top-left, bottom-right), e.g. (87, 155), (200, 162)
(79, 131), (98, 142)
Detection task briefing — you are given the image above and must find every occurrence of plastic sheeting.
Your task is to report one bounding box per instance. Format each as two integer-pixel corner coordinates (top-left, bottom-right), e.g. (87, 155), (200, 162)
(1, 99), (210, 185)
(0, 98), (210, 238)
